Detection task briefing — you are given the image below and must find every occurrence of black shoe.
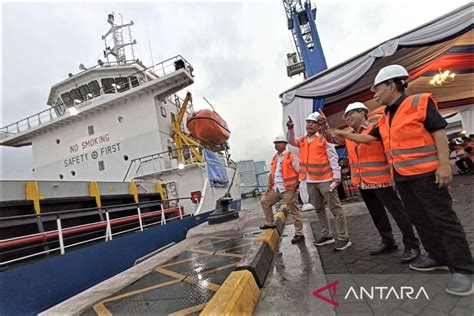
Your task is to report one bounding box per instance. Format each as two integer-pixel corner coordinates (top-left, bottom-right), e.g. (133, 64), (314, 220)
(291, 235), (305, 244)
(400, 248), (420, 263)
(313, 236), (335, 246)
(334, 239), (352, 251)
(446, 273), (474, 296)
(409, 255), (449, 272)
(259, 224), (276, 230)
(370, 243), (398, 255)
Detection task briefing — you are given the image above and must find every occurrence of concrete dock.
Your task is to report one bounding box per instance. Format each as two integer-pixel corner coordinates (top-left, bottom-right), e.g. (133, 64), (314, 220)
(42, 174), (473, 315)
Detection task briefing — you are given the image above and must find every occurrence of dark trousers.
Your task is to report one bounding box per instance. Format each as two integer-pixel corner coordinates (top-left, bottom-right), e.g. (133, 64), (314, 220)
(456, 157), (472, 173)
(360, 187), (419, 250)
(397, 175), (473, 274)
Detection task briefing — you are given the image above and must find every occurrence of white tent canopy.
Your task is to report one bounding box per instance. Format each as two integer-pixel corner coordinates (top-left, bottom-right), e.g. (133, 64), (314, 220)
(281, 3), (473, 137)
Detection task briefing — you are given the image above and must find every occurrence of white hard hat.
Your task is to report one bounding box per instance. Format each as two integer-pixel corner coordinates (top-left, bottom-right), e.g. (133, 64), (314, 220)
(371, 65), (409, 91)
(452, 137), (464, 145)
(305, 112), (320, 122)
(273, 134), (288, 143)
(342, 102), (368, 119)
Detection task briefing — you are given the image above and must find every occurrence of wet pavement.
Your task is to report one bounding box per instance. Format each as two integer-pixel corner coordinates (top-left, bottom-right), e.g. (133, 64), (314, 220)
(46, 175), (473, 315)
(81, 236), (257, 315)
(308, 174), (474, 316)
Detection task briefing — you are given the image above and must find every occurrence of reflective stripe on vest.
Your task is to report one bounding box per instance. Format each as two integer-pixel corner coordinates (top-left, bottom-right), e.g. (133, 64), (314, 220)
(378, 93), (440, 176)
(346, 122), (392, 185)
(299, 167), (333, 177)
(386, 145), (437, 158)
(300, 162), (330, 168)
(394, 153), (439, 168)
(298, 135), (333, 181)
(269, 152), (299, 191)
(350, 161), (388, 169)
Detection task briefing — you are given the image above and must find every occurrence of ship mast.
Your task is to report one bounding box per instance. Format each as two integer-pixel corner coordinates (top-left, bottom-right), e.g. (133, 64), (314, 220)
(101, 13), (137, 64)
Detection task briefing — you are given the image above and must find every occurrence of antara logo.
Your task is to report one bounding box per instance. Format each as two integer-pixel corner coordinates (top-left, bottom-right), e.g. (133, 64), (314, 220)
(313, 280), (430, 307)
(344, 286), (430, 300)
(312, 280), (340, 307)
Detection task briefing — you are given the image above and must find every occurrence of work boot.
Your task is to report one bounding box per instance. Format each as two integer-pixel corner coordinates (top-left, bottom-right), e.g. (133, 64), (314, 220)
(291, 235), (305, 244)
(313, 236), (335, 246)
(370, 243), (398, 255)
(334, 239), (352, 251)
(259, 224), (276, 230)
(446, 273), (474, 296)
(400, 248), (420, 263)
(409, 255), (449, 272)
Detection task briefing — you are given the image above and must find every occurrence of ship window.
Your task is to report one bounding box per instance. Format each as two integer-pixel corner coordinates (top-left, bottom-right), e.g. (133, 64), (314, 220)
(98, 160), (105, 171)
(101, 78), (115, 94)
(88, 80), (101, 97)
(56, 97), (64, 106)
(115, 77), (129, 92)
(55, 139), (60, 144)
(70, 88), (83, 102)
(59, 174), (64, 179)
(130, 76), (139, 87)
(71, 170), (76, 176)
(161, 106), (167, 117)
(54, 98), (66, 116)
(123, 155), (129, 161)
(79, 85), (91, 100)
(61, 92), (73, 107)
(88, 125), (94, 136)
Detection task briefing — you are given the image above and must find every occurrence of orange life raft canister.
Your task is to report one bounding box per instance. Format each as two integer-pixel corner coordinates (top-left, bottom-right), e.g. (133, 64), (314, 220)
(186, 109), (230, 146)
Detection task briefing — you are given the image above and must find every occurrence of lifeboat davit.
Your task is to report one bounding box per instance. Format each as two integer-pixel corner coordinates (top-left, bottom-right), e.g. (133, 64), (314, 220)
(186, 109), (230, 146)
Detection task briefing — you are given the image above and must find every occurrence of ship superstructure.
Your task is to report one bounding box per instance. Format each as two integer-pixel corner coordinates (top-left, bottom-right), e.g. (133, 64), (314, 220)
(1, 14), (195, 182)
(0, 14), (241, 314)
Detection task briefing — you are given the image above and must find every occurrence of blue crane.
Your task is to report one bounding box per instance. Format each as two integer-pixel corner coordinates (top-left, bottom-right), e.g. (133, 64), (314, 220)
(283, 0), (327, 110)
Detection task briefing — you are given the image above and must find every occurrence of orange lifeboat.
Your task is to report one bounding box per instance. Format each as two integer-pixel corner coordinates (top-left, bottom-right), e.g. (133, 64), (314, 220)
(186, 109), (230, 146)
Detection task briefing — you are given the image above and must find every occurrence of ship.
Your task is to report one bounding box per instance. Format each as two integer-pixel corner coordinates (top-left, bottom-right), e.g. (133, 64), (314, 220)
(0, 14), (241, 315)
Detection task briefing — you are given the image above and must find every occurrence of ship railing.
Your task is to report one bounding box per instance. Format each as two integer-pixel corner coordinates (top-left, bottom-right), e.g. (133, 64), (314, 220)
(63, 55), (193, 110)
(123, 145), (203, 181)
(0, 55), (193, 140)
(0, 107), (62, 140)
(0, 197), (194, 269)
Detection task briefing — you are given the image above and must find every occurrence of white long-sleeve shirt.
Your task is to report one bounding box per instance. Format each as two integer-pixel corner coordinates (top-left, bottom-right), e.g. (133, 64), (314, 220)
(287, 129), (341, 182)
(272, 150), (299, 192)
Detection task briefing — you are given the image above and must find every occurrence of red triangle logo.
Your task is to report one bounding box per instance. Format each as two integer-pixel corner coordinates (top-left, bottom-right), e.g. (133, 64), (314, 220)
(312, 280), (340, 307)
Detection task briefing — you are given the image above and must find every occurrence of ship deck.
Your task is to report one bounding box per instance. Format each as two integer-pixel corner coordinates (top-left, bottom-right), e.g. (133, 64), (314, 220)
(41, 174), (473, 315)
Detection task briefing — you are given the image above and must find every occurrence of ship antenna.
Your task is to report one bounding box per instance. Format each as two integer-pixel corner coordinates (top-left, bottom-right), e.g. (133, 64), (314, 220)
(101, 13), (137, 64)
(148, 38), (155, 66)
(203, 97), (216, 111)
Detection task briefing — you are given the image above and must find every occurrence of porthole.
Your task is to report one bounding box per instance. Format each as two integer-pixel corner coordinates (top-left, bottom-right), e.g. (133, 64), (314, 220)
(118, 116), (124, 123)
(71, 170), (76, 176)
(55, 139), (60, 144)
(123, 155), (129, 161)
(59, 174), (64, 179)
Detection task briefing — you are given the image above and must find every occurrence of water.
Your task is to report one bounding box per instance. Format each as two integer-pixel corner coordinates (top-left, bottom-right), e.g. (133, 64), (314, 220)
(241, 196), (260, 209)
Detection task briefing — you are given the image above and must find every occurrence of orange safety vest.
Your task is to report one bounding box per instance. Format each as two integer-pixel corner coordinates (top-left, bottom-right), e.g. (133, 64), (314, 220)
(378, 93), (440, 176)
(268, 151), (299, 191)
(346, 122), (392, 185)
(298, 134), (333, 181)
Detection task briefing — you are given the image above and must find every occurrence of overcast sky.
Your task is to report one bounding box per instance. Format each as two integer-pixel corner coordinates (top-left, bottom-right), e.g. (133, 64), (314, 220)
(0, 0), (469, 179)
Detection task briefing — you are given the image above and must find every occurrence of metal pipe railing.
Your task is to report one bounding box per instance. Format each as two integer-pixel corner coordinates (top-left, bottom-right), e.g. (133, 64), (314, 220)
(0, 55), (193, 140)
(122, 145), (202, 181)
(0, 199), (190, 268)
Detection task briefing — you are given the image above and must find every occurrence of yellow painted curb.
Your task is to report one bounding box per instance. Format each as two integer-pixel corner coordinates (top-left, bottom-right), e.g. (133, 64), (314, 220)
(274, 211), (286, 223)
(256, 228), (279, 252)
(200, 270), (260, 316)
(277, 203), (289, 216)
